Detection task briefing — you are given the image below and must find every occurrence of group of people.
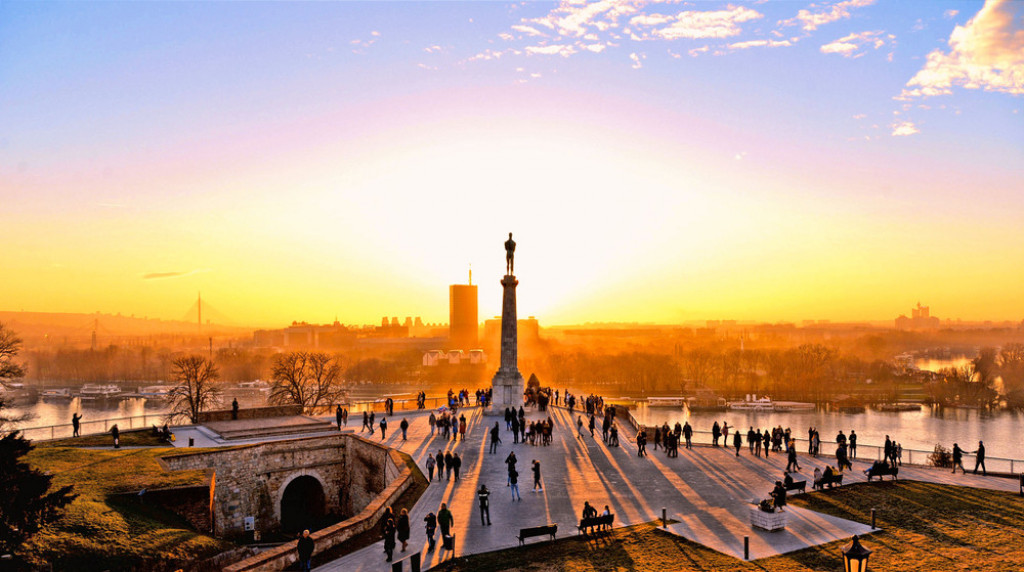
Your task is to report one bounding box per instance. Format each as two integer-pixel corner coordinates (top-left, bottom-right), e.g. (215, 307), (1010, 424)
(651, 421), (693, 457)
(425, 449), (464, 482)
(429, 410), (467, 441)
(951, 441), (987, 475)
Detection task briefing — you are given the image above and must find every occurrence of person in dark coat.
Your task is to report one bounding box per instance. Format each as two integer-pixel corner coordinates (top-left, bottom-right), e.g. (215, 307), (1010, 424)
(71, 413), (82, 437)
(111, 424), (120, 448)
(973, 441), (986, 475)
(383, 518), (396, 562)
(445, 451), (453, 480)
(335, 405), (343, 429)
(400, 417), (409, 440)
(786, 441), (800, 472)
(437, 502), (454, 546)
(452, 452), (462, 481)
(733, 430), (742, 456)
(297, 529), (314, 572)
(380, 417), (388, 440)
(232, 398), (239, 420)
(424, 512), (437, 551)
(477, 484), (492, 525)
(435, 450), (445, 478)
(770, 481), (787, 511)
(532, 459), (543, 492)
(369, 411), (375, 434)
(397, 508), (410, 552)
(952, 443), (965, 474)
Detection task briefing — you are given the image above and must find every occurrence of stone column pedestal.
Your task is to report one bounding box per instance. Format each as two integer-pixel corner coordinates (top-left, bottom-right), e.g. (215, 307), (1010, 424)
(486, 275), (524, 416)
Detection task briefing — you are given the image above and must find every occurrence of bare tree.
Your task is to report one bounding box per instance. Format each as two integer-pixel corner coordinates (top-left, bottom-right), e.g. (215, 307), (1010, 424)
(1000, 343), (1024, 408)
(269, 351), (345, 409)
(0, 322), (26, 384)
(167, 355), (221, 424)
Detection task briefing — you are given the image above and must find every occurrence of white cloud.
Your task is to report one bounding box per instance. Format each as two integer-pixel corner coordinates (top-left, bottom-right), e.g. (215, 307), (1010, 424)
(424, 45), (443, 54)
(583, 43), (607, 53)
(512, 24), (545, 37)
(644, 6), (764, 40)
(784, 0), (875, 31)
(689, 45), (709, 57)
(898, 0), (1024, 99)
(729, 39), (793, 50)
(630, 52), (645, 69)
(734, 151), (747, 160)
(820, 30), (890, 57)
(853, 113), (867, 119)
(630, 14), (674, 27)
(528, 0), (639, 38)
(891, 120), (920, 136)
(944, 9), (960, 20)
(526, 44), (578, 57)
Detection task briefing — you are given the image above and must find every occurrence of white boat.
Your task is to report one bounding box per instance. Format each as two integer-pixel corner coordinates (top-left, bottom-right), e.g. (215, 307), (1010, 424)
(78, 384), (122, 400)
(647, 397), (687, 408)
(138, 385), (178, 400)
(41, 388), (73, 400)
(728, 395), (775, 411)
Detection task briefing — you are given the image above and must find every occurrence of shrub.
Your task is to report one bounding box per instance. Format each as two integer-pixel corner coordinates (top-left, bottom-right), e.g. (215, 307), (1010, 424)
(929, 444), (952, 468)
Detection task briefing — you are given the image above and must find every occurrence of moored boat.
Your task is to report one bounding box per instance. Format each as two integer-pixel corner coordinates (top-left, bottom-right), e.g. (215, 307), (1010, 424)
(78, 383), (122, 401)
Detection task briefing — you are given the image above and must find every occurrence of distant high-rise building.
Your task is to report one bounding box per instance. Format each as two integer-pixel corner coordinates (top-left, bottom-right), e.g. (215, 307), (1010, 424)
(449, 280), (478, 349)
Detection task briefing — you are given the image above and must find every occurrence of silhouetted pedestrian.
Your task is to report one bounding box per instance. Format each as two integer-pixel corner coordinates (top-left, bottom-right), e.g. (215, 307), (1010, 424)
(424, 512), (437, 551)
(973, 441), (986, 475)
(397, 508), (410, 552)
(379, 417), (387, 440)
(71, 413), (82, 437)
(297, 529), (314, 572)
(478, 485), (492, 525)
(232, 398), (239, 420)
(111, 424), (120, 448)
(400, 417), (409, 440)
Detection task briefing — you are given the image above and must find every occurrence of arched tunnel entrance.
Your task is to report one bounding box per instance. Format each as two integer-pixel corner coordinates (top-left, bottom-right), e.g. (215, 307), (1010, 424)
(280, 475), (326, 533)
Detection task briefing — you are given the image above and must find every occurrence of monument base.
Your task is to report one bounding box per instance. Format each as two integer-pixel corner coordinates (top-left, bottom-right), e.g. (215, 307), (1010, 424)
(488, 368), (524, 416)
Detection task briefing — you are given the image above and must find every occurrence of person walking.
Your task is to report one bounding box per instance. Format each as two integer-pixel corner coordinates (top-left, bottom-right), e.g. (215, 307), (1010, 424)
(577, 415), (585, 439)
(459, 414), (467, 441)
(505, 451), (518, 485)
(637, 428), (647, 457)
(973, 441), (987, 475)
(380, 417), (388, 440)
(733, 430), (742, 456)
(400, 417), (409, 441)
(682, 422), (693, 449)
(435, 450), (445, 480)
(397, 508), (410, 552)
(232, 398), (239, 420)
(509, 468), (521, 501)
(297, 529), (314, 572)
(71, 413), (82, 437)
(445, 451), (453, 480)
(849, 430), (857, 459)
(786, 440), (801, 472)
(335, 405), (343, 430)
(424, 512), (437, 551)
(111, 424), (120, 448)
(532, 459), (543, 492)
(425, 453), (436, 481)
(429, 411), (436, 436)
(438, 503), (454, 550)
(452, 452), (462, 481)
(363, 411), (370, 432)
(477, 485), (492, 525)
(369, 411), (375, 435)
(770, 481), (787, 512)
(382, 517), (396, 562)
(490, 422), (501, 454)
(588, 414), (596, 437)
(952, 443), (965, 474)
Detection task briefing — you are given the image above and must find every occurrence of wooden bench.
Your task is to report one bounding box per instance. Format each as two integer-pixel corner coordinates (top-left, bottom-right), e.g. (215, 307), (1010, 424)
(517, 524), (557, 545)
(577, 513), (614, 535)
(865, 462), (899, 482)
(814, 473), (844, 490)
(785, 480), (807, 493)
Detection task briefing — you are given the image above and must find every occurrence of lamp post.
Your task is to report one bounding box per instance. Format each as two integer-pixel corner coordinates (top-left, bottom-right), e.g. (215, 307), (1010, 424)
(842, 535), (872, 572)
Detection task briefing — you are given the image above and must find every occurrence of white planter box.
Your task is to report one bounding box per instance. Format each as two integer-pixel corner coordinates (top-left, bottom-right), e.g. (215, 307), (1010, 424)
(749, 507), (788, 531)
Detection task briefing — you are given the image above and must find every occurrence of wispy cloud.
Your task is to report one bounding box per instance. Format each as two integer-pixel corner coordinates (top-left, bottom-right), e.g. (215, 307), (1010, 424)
(729, 39), (793, 50)
(898, 0), (1024, 99)
(783, 0), (875, 31)
(525, 44), (578, 57)
(634, 6), (763, 40)
(142, 269), (207, 280)
(820, 30), (892, 58)
(630, 51), (645, 69)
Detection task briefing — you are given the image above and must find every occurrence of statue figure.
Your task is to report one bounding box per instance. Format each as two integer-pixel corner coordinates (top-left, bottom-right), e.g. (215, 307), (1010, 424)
(505, 232), (516, 275)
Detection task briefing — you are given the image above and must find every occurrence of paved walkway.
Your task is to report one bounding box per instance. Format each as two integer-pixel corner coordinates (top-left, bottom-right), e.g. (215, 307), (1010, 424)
(306, 406), (1018, 571)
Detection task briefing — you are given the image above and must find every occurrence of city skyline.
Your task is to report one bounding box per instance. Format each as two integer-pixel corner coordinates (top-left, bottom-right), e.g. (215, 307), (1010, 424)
(2, 1), (1022, 327)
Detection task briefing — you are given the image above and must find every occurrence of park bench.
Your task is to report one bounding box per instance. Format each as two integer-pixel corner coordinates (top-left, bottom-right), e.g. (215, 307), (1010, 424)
(577, 513), (615, 535)
(784, 480), (807, 493)
(865, 461), (899, 482)
(517, 524), (557, 545)
(814, 473), (844, 490)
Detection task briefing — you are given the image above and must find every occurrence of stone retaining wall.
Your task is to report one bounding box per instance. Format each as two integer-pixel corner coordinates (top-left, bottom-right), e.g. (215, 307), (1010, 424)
(222, 445), (413, 572)
(199, 405), (304, 423)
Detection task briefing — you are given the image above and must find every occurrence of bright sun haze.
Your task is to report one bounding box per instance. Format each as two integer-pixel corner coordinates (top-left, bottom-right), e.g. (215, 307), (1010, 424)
(1, 1), (1022, 327)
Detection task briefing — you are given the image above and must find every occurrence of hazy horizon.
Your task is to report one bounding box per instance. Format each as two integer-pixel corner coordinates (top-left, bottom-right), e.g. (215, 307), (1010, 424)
(3, 1), (1022, 327)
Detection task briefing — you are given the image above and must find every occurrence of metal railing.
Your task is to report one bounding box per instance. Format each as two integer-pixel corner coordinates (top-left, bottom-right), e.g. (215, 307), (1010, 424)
(622, 410), (1022, 475)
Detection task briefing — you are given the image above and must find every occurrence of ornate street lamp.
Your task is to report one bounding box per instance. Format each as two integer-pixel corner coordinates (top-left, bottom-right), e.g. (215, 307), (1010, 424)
(842, 535), (872, 572)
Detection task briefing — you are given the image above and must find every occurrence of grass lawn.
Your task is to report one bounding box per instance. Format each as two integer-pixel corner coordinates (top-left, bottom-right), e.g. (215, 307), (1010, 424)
(433, 481), (1024, 572)
(37, 428), (169, 448)
(17, 445), (233, 571)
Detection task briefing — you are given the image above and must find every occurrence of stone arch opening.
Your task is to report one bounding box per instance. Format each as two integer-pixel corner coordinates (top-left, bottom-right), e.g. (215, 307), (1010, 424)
(280, 475), (326, 533)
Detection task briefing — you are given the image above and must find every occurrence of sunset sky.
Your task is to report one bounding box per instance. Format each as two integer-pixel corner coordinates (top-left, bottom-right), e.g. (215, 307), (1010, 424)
(2, 1), (1022, 328)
